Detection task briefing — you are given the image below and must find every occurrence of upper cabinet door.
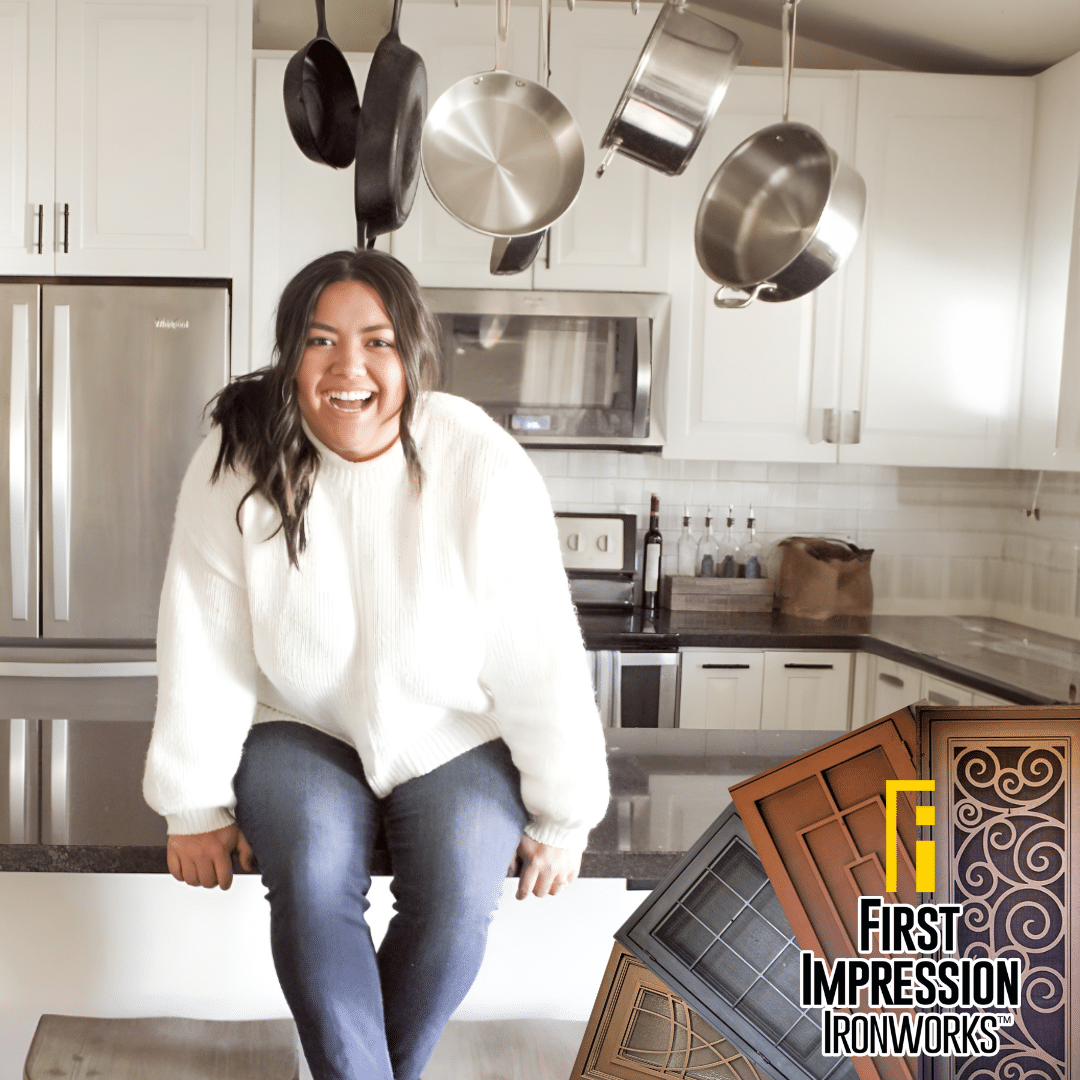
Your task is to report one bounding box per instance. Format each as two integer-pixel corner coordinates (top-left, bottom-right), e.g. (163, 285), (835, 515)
(664, 69), (856, 462)
(391, 2), (536, 289)
(838, 72), (1035, 468)
(52, 0), (237, 277)
(0, 0), (55, 274)
(532, 3), (671, 292)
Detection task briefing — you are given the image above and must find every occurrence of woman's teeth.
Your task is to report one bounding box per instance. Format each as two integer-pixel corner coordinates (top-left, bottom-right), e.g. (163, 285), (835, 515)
(329, 390), (373, 402)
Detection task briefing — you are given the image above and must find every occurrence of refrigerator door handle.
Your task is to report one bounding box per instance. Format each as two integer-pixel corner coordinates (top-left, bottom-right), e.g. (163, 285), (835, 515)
(47, 718), (69, 844)
(9, 304), (30, 620)
(9, 717), (27, 843)
(52, 305), (71, 622)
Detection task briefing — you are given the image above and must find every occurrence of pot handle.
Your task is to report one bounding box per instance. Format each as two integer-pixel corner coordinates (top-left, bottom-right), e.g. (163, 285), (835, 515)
(714, 283), (777, 308)
(495, 0), (510, 69)
(781, 0), (798, 121)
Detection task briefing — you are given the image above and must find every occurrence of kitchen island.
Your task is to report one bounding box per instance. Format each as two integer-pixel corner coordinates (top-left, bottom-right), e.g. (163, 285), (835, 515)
(2, 613), (1077, 875)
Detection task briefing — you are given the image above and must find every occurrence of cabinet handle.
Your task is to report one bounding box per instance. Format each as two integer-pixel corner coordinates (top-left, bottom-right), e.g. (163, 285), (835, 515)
(9, 304), (30, 620)
(928, 690), (960, 707)
(784, 663), (834, 669)
(61, 203), (70, 253)
(703, 663), (750, 669)
(879, 672), (904, 688)
(544, 230), (551, 270)
(823, 408), (861, 445)
(52, 306), (72, 622)
(35, 205), (43, 254)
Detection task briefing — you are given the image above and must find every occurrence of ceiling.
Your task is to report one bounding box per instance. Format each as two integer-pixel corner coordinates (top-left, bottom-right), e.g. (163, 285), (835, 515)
(254, 0), (1080, 75)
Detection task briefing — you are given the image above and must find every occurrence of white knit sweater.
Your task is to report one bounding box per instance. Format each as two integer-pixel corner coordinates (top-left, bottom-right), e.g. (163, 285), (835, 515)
(143, 392), (610, 850)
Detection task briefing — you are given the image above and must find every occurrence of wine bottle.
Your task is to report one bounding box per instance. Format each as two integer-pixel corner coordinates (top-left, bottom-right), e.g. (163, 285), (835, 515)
(642, 493), (663, 610)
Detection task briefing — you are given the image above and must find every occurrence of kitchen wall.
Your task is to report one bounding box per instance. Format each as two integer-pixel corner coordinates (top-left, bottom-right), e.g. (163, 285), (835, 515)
(528, 450), (1080, 638)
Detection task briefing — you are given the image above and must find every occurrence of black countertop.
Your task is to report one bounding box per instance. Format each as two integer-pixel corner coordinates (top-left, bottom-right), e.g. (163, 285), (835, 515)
(2, 614), (1078, 878)
(579, 611), (1080, 705)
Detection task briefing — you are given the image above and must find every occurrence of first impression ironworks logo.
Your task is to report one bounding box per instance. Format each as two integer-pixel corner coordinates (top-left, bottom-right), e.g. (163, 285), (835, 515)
(798, 781), (1020, 1058)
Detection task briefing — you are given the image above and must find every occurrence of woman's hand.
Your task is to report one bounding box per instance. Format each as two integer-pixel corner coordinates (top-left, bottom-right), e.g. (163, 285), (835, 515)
(513, 834), (581, 899)
(166, 824), (255, 891)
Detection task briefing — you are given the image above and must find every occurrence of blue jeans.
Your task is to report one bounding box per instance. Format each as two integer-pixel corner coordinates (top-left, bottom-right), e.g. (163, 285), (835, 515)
(233, 722), (528, 1080)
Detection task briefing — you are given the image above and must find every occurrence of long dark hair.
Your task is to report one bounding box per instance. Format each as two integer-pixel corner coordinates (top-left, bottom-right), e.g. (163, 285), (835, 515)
(209, 249), (442, 567)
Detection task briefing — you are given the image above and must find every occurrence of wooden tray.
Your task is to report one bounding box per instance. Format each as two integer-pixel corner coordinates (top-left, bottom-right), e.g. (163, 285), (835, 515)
(660, 575), (775, 612)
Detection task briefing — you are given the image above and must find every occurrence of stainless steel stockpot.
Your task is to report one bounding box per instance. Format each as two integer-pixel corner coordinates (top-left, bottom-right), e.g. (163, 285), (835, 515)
(694, 121), (866, 307)
(421, 0), (584, 238)
(597, 1), (742, 178)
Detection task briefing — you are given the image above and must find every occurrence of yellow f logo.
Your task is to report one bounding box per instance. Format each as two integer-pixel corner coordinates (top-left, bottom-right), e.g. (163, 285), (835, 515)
(886, 780), (935, 894)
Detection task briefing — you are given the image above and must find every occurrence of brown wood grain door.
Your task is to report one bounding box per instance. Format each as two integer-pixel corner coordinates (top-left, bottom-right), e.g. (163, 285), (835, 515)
(729, 711), (921, 1080)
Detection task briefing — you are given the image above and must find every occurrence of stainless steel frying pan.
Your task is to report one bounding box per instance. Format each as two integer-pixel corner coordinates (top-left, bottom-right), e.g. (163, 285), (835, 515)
(421, 0), (584, 238)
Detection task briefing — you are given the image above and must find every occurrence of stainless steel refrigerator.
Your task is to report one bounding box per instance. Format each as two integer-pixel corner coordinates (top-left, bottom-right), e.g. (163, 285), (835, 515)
(0, 283), (229, 846)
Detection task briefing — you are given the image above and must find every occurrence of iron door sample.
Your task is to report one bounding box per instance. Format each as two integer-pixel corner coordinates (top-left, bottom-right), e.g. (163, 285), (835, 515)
(571, 943), (774, 1080)
(0, 285), (41, 638)
(921, 705), (1080, 1080)
(40, 285), (228, 640)
(729, 711), (920, 1080)
(617, 804), (856, 1080)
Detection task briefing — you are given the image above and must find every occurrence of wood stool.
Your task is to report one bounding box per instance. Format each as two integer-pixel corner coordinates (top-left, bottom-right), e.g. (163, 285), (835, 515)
(24, 1014), (299, 1080)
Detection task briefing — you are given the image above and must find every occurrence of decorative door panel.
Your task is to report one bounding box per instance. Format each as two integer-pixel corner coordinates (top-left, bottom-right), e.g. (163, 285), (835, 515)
(923, 708), (1080, 1080)
(572, 943), (771, 1080)
(618, 805), (856, 1080)
(729, 712), (919, 1080)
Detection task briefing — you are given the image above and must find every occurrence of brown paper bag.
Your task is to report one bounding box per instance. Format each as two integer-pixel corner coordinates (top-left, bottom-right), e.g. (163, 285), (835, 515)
(775, 536), (874, 619)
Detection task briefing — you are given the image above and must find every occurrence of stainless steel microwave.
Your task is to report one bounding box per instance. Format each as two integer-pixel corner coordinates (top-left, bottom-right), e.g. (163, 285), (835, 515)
(423, 289), (669, 450)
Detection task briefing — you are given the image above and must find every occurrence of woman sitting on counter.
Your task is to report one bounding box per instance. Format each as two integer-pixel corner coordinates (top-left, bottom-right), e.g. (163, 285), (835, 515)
(142, 249), (610, 1080)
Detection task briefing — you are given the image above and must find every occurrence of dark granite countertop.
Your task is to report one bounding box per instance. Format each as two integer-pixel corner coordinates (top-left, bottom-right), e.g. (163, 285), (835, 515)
(2, 614), (1078, 878)
(579, 611), (1080, 705)
(0, 728), (838, 885)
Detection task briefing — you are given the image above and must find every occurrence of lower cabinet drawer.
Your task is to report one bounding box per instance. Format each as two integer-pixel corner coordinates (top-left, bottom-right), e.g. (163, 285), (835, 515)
(761, 651), (852, 730)
(678, 651), (764, 730)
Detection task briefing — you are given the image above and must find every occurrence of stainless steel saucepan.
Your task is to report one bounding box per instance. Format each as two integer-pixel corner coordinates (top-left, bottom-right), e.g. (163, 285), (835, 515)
(598, 0), (742, 178)
(693, 0), (866, 307)
(421, 0), (584, 238)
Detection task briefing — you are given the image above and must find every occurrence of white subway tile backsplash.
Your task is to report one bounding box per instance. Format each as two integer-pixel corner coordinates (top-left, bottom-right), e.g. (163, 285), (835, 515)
(534, 448), (1080, 634)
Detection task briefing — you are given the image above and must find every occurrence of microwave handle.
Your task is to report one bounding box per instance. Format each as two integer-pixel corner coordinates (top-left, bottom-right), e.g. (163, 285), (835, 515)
(631, 317), (651, 439)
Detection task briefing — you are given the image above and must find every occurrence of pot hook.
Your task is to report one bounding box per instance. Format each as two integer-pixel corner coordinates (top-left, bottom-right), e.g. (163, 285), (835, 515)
(714, 283), (779, 308)
(781, 0), (798, 121)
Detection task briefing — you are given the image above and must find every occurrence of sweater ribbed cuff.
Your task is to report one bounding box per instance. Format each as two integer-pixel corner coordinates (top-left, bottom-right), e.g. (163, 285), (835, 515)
(166, 806), (235, 836)
(524, 818), (592, 853)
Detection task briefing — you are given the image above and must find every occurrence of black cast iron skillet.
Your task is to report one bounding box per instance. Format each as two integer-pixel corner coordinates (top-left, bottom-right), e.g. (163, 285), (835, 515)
(354, 0), (427, 248)
(283, 0), (360, 169)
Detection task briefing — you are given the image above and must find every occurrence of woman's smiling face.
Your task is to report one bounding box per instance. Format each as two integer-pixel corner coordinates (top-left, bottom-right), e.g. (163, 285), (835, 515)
(295, 280), (407, 462)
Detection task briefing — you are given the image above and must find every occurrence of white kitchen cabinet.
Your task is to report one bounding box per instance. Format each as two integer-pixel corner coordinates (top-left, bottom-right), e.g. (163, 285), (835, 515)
(678, 650), (764, 730)
(0, 0), (241, 278)
(249, 53), (386, 375)
(392, 1), (671, 292)
(666, 68), (1036, 469)
(679, 648), (852, 730)
(0, 0), (55, 273)
(663, 69), (857, 462)
(1020, 51), (1080, 469)
(531, 3), (672, 293)
(856, 654), (1011, 727)
(760, 650), (852, 730)
(837, 72), (1035, 468)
